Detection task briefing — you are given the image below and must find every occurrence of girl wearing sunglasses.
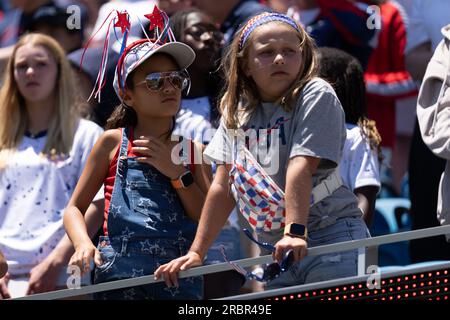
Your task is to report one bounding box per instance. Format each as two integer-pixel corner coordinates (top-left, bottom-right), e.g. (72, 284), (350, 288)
(63, 34), (211, 299)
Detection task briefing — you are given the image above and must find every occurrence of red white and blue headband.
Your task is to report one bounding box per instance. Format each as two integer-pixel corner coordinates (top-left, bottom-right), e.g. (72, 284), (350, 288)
(239, 12), (300, 50)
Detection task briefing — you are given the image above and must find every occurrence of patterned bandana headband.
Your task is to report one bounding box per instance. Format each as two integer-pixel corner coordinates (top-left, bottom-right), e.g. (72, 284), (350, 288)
(239, 12), (300, 50)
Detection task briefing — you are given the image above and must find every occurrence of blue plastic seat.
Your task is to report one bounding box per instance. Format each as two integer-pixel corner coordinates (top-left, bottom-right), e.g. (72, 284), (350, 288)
(369, 198), (411, 266)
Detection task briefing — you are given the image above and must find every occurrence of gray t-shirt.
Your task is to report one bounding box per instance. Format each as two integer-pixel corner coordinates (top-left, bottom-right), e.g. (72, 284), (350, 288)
(204, 78), (362, 244)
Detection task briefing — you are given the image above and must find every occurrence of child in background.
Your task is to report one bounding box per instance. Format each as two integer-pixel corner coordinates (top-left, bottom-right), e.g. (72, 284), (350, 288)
(317, 47), (381, 226)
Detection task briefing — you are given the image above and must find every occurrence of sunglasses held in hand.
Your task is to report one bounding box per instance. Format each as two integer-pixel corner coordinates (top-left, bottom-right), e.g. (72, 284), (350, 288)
(220, 228), (295, 282)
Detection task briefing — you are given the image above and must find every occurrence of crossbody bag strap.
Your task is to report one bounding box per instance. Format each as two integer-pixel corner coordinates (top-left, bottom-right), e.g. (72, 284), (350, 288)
(309, 170), (343, 206)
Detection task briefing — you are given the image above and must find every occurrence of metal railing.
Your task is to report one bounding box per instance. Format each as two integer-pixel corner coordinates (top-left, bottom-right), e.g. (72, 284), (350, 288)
(12, 224), (450, 300)
(221, 260), (450, 300)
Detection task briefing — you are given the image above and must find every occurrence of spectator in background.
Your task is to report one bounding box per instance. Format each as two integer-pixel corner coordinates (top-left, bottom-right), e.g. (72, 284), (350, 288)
(405, 0), (450, 263)
(416, 24), (450, 242)
(362, 0), (416, 197)
(68, 45), (121, 128)
(284, 0), (377, 70)
(0, 0), (54, 75)
(28, 3), (87, 54)
(170, 8), (223, 134)
(0, 1), (88, 80)
(159, 0), (193, 16)
(193, 0), (271, 44)
(0, 33), (103, 298)
(24, 3), (106, 126)
(0, 250), (7, 279)
(89, 0), (157, 49)
(318, 47), (381, 226)
(0, 0), (54, 48)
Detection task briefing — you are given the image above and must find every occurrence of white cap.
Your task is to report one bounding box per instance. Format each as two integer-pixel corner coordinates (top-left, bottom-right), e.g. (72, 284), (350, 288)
(113, 39), (195, 98)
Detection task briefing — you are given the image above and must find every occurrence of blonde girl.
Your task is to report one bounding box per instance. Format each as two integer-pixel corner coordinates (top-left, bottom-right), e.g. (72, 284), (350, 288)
(156, 12), (369, 289)
(0, 33), (103, 298)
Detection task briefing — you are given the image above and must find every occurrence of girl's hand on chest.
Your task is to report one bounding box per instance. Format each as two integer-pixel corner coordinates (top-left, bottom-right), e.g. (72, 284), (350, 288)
(132, 137), (185, 180)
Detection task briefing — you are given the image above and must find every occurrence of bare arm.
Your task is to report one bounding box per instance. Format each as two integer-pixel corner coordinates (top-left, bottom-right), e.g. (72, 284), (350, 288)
(274, 155), (320, 262)
(354, 186), (378, 227)
(154, 164), (236, 287)
(25, 199), (105, 294)
(64, 130), (118, 274)
(49, 199), (105, 268)
(189, 163), (235, 259)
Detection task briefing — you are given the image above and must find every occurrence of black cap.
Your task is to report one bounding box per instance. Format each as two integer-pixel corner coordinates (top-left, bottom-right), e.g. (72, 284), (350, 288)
(29, 3), (87, 35)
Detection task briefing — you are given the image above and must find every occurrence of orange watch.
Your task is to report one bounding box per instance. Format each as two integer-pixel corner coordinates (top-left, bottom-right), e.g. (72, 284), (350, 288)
(171, 171), (194, 189)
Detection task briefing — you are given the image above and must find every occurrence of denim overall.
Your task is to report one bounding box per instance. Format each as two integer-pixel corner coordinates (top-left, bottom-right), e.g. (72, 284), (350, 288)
(94, 128), (203, 300)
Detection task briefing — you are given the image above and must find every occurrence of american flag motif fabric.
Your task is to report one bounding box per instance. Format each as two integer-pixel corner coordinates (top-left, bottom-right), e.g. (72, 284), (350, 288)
(230, 147), (286, 233)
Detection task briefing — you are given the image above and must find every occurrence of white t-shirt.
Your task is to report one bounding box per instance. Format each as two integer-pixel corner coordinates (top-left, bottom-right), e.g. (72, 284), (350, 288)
(174, 107), (216, 145)
(340, 124), (381, 192)
(0, 119), (103, 276)
(405, 0), (450, 53)
(174, 97), (240, 229)
(181, 96), (212, 120)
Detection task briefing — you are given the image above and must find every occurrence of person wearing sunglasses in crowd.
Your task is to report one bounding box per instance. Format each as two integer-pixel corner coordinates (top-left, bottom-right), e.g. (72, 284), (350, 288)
(63, 9), (211, 300)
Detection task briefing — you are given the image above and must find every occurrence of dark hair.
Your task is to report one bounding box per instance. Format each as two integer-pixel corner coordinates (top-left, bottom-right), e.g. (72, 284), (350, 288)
(105, 63), (176, 133)
(169, 7), (223, 127)
(28, 4), (87, 38)
(317, 47), (382, 160)
(367, 0), (387, 4)
(169, 8), (204, 41)
(317, 47), (366, 124)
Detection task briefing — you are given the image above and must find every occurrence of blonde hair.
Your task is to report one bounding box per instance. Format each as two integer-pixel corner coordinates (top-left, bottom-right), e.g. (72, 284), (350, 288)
(0, 33), (80, 168)
(358, 117), (383, 163)
(220, 19), (317, 129)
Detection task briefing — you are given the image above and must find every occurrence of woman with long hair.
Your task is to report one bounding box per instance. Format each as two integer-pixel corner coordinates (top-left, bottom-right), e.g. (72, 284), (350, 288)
(0, 33), (103, 298)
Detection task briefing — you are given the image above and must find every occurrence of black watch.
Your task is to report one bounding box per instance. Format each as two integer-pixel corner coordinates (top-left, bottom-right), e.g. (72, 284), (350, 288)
(171, 171), (194, 189)
(284, 223), (308, 239)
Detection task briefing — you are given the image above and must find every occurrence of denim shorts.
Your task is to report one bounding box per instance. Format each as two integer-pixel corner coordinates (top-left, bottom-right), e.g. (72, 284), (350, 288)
(266, 217), (369, 289)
